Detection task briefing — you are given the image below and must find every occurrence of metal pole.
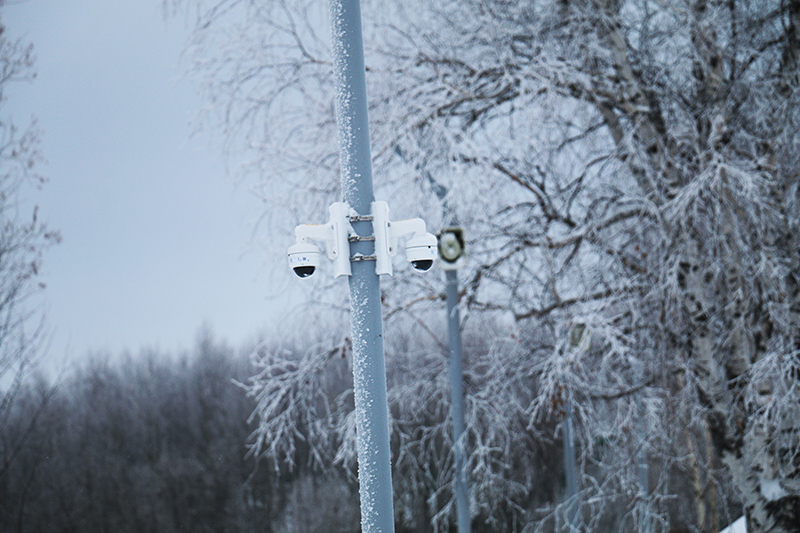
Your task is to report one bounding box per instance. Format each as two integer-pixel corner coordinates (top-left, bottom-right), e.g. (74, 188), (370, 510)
(637, 395), (651, 532)
(329, 1), (394, 531)
(564, 328), (585, 531)
(394, 144), (470, 531)
(638, 398), (649, 494)
(446, 269), (470, 533)
(564, 396), (578, 530)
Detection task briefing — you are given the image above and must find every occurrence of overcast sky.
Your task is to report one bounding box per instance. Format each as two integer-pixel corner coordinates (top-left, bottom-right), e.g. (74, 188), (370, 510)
(4, 0), (286, 361)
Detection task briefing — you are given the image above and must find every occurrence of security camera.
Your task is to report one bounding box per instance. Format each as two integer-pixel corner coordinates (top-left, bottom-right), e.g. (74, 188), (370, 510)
(371, 201), (437, 275)
(288, 202), (352, 279)
(287, 241), (321, 278)
(405, 232), (438, 272)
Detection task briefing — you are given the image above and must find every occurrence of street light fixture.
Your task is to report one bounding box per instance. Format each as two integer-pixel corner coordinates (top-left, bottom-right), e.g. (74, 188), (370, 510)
(439, 226), (471, 533)
(438, 227), (465, 269)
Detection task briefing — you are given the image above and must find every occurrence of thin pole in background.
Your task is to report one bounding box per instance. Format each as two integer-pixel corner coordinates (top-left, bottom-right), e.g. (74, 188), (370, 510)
(394, 143), (471, 532)
(564, 395), (578, 529)
(446, 268), (471, 533)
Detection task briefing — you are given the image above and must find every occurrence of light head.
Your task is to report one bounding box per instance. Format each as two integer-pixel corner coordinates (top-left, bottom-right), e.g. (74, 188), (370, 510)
(438, 227), (465, 270)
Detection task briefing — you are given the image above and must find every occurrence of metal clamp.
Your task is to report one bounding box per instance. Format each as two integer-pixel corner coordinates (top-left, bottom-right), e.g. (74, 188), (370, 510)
(349, 235), (375, 243)
(351, 253), (377, 262)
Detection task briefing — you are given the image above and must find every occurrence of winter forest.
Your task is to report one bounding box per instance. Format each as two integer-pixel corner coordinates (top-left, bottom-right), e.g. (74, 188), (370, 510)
(3, 0), (800, 531)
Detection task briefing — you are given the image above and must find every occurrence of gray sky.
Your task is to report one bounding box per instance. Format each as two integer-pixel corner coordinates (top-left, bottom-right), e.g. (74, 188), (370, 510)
(4, 0), (284, 359)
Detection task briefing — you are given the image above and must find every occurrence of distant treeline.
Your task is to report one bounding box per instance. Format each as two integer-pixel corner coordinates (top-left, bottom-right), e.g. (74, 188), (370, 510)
(0, 330), (426, 533)
(1, 325), (740, 533)
(1, 334), (284, 532)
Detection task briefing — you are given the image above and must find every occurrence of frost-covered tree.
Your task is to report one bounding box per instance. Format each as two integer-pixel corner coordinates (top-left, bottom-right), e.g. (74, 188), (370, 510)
(371, 2), (800, 531)
(171, 0), (800, 530)
(0, 14), (60, 485)
(1, 332), (293, 533)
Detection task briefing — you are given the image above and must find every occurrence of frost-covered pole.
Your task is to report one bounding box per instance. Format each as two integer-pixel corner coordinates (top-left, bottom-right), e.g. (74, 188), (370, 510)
(564, 328), (584, 530)
(637, 399), (649, 496)
(564, 396), (578, 529)
(446, 269), (471, 533)
(329, 1), (395, 531)
(637, 394), (652, 532)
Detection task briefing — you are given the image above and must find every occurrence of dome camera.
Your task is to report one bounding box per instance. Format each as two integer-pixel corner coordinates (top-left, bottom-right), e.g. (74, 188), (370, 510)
(405, 232), (438, 272)
(287, 241), (321, 278)
(288, 202), (352, 279)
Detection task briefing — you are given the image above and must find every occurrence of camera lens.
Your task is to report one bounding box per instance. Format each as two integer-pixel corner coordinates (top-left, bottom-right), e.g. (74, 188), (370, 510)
(293, 266), (316, 278)
(410, 260), (433, 272)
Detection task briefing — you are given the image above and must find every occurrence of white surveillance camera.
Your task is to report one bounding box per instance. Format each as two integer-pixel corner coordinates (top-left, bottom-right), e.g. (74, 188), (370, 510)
(287, 241), (321, 278)
(288, 202), (352, 279)
(372, 201), (438, 275)
(405, 232), (438, 272)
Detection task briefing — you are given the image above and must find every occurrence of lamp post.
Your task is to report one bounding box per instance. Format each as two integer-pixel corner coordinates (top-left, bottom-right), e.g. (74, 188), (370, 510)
(563, 393), (578, 529)
(439, 227), (470, 533)
(390, 143), (471, 532)
(564, 325), (585, 531)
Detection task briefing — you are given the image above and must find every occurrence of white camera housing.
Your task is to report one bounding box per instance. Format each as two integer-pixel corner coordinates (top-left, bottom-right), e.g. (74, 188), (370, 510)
(287, 241), (321, 278)
(288, 202), (352, 278)
(405, 232), (438, 272)
(372, 201), (437, 276)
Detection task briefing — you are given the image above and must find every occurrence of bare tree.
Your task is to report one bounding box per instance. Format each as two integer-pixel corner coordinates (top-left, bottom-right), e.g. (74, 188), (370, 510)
(0, 14), (60, 485)
(172, 0), (800, 530)
(364, 1), (800, 530)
